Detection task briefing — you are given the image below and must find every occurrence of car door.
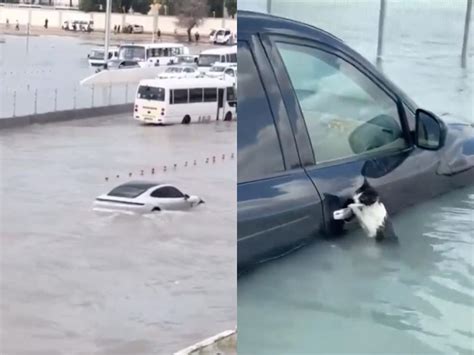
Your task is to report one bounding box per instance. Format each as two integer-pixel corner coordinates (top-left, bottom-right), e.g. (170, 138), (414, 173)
(262, 34), (456, 233)
(150, 186), (189, 210)
(237, 35), (324, 271)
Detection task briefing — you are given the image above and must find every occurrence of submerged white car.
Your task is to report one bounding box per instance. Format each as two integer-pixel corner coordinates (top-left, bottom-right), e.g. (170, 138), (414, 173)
(94, 181), (204, 213)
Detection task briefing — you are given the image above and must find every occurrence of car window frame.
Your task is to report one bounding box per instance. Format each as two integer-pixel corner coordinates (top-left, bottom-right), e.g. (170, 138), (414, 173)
(261, 33), (414, 169)
(237, 36), (302, 184)
(150, 186), (184, 198)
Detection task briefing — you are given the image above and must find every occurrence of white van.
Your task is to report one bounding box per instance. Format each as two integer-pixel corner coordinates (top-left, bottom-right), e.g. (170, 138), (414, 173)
(87, 47), (119, 66)
(134, 77), (237, 125)
(198, 46), (237, 71)
(213, 28), (233, 44)
(111, 43), (190, 69)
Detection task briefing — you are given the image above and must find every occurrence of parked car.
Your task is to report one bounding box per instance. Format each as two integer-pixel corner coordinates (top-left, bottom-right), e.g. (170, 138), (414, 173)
(93, 181), (204, 213)
(157, 65), (200, 79)
(237, 11), (474, 272)
(206, 62), (237, 78)
(123, 24), (144, 34)
(214, 28), (233, 45)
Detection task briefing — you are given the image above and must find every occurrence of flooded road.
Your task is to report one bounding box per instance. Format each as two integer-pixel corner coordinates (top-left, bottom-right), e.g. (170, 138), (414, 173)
(238, 186), (474, 354)
(0, 34), (215, 117)
(237, 1), (474, 354)
(0, 116), (236, 354)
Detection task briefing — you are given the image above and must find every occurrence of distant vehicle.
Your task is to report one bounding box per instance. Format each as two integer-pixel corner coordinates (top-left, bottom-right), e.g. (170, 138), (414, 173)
(206, 62), (237, 79)
(157, 65), (200, 79)
(123, 23), (144, 34)
(198, 46), (237, 70)
(209, 29), (217, 42)
(213, 28), (233, 45)
(176, 54), (199, 65)
(62, 20), (93, 32)
(134, 77), (236, 125)
(107, 43), (189, 69)
(87, 47), (119, 67)
(94, 181), (204, 213)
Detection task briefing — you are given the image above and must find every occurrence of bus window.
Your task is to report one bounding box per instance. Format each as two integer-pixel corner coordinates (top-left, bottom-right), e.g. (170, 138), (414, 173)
(227, 87), (236, 101)
(137, 86), (165, 101)
(204, 88), (217, 102)
(230, 53), (237, 62)
(173, 89), (188, 104)
(189, 88), (203, 103)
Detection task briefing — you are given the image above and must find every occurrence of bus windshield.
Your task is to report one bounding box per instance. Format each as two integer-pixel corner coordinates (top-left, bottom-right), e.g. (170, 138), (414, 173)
(199, 54), (220, 67)
(119, 46), (146, 61)
(90, 50), (104, 59)
(137, 86), (165, 101)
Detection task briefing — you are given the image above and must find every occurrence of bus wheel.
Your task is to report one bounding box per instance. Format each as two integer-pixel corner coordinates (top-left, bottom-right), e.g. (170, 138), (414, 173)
(224, 112), (232, 121)
(182, 115), (191, 124)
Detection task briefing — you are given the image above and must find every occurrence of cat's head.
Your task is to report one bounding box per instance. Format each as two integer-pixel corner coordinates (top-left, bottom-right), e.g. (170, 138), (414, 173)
(353, 179), (379, 206)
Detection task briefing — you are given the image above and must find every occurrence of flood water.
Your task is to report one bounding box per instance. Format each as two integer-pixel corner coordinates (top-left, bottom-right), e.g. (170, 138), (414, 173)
(0, 34), (213, 118)
(237, 1), (474, 354)
(0, 116), (236, 354)
(238, 186), (474, 354)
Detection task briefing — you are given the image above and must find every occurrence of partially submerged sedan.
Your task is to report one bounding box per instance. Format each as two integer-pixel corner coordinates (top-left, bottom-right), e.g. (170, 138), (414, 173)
(94, 181), (204, 213)
(237, 11), (474, 272)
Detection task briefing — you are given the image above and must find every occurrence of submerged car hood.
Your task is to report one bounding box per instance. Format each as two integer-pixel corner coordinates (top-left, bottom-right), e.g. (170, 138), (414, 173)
(437, 121), (474, 176)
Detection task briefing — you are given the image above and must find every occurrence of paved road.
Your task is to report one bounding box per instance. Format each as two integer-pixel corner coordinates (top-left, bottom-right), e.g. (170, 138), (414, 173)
(0, 115), (236, 354)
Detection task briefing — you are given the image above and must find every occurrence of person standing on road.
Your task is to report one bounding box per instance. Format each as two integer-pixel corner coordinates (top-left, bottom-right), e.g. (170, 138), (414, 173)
(15, 20), (19, 31)
(195, 31), (200, 44)
(157, 29), (161, 41)
(113, 25), (117, 34)
(44, 18), (48, 29)
(6, 19), (10, 28)
(117, 25), (121, 33)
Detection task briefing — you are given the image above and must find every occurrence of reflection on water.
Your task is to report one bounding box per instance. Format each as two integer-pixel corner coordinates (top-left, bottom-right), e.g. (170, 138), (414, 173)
(238, 186), (474, 354)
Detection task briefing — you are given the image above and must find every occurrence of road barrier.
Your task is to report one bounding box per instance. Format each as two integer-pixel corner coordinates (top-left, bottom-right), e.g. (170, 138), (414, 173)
(103, 153), (236, 182)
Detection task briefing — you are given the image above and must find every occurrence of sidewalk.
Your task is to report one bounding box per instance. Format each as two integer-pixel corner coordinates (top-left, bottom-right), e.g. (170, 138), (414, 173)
(0, 24), (203, 44)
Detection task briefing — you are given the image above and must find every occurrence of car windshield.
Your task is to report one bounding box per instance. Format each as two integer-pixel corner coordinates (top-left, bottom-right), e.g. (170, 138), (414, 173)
(137, 86), (165, 101)
(210, 66), (226, 72)
(165, 67), (183, 73)
(199, 54), (220, 67)
(90, 50), (104, 59)
(108, 182), (156, 198)
(216, 30), (225, 36)
(119, 45), (146, 61)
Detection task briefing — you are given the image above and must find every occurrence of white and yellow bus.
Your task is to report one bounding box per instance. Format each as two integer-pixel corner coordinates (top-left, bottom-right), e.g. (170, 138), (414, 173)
(134, 77), (237, 125)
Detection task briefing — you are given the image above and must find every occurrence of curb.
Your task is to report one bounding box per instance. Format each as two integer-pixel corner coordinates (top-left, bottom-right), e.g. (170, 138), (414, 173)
(174, 329), (237, 355)
(0, 103), (133, 130)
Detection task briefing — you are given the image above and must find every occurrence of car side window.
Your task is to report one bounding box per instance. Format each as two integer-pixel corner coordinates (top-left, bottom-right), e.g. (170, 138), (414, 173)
(276, 42), (408, 164)
(238, 40), (285, 183)
(151, 187), (184, 198)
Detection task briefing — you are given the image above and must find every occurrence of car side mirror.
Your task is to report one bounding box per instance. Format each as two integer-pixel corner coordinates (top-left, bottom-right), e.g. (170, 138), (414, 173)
(415, 109), (446, 150)
(184, 194), (190, 200)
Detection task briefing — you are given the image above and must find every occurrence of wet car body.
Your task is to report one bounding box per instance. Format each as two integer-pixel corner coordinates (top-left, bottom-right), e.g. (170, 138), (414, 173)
(94, 181), (204, 213)
(237, 10), (474, 272)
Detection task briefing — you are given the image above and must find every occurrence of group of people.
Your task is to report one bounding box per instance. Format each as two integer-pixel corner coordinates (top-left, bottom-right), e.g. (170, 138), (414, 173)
(5, 19), (20, 31)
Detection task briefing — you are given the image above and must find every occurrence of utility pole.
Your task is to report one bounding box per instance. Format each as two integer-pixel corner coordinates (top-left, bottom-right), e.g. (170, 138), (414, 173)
(376, 0), (386, 63)
(267, 0), (271, 14)
(222, 0), (226, 28)
(103, 0), (112, 68)
(461, 0), (472, 68)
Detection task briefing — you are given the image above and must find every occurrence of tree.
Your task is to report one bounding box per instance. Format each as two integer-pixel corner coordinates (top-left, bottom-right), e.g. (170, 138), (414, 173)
(226, 0), (236, 19)
(79, 0), (98, 12)
(208, 0), (223, 17)
(174, 0), (208, 42)
(132, 0), (151, 14)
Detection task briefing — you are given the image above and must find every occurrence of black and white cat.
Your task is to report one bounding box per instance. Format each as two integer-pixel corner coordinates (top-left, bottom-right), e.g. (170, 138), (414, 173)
(346, 180), (398, 242)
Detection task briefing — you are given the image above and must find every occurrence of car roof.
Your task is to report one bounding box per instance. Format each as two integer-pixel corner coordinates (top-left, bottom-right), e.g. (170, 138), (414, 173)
(237, 10), (343, 45)
(114, 181), (163, 189)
